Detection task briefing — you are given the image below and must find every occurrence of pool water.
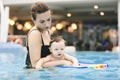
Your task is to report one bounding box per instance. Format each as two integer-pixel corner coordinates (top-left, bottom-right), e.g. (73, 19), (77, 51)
(0, 43), (120, 80)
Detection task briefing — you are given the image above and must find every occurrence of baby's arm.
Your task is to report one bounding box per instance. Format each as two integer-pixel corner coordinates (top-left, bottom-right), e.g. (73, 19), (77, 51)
(35, 56), (51, 69)
(64, 53), (79, 66)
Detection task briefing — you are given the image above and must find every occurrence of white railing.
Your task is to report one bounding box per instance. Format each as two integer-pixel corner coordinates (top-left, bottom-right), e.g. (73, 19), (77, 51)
(0, 0), (9, 42)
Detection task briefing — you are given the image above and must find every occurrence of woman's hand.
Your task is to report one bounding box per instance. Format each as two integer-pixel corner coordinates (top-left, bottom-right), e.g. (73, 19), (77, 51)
(42, 60), (72, 68)
(62, 60), (73, 66)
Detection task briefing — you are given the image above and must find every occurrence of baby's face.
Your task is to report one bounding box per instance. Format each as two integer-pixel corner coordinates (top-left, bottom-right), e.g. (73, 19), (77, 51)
(50, 41), (65, 58)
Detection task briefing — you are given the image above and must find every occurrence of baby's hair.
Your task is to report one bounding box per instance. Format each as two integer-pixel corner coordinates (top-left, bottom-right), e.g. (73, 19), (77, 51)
(50, 36), (66, 47)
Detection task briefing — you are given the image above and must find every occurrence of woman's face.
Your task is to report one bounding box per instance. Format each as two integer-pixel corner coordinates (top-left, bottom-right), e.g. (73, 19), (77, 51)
(34, 10), (52, 31)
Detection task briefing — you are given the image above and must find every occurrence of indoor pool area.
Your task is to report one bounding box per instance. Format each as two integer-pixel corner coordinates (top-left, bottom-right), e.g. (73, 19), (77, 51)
(1, 0), (120, 80)
(0, 43), (120, 80)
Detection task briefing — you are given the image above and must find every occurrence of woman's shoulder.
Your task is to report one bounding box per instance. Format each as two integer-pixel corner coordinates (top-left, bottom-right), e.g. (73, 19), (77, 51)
(28, 27), (42, 43)
(28, 27), (41, 36)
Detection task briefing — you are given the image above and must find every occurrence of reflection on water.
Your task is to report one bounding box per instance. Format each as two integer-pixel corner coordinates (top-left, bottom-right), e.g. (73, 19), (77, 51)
(0, 45), (120, 80)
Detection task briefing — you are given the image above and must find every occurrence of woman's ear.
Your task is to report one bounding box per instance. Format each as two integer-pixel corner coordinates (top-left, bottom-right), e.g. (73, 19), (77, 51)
(31, 14), (36, 23)
(31, 16), (35, 23)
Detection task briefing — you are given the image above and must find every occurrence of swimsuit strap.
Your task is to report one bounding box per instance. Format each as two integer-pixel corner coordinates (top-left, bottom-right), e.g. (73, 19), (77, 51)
(41, 34), (44, 45)
(26, 29), (38, 46)
(41, 30), (50, 46)
(48, 30), (50, 36)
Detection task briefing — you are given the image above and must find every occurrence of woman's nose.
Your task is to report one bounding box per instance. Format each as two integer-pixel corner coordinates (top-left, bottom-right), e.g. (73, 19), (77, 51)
(45, 22), (50, 27)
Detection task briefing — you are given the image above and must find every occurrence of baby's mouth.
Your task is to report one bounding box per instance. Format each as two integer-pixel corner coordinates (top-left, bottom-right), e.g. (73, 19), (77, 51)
(58, 54), (61, 56)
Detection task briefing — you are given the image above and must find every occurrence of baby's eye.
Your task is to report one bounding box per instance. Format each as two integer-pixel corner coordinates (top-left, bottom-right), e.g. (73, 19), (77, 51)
(55, 49), (58, 50)
(61, 48), (64, 50)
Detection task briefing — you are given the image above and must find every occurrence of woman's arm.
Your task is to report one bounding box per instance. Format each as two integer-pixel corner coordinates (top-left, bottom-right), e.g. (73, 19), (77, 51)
(64, 53), (79, 66)
(35, 56), (51, 69)
(28, 30), (42, 68)
(42, 60), (73, 68)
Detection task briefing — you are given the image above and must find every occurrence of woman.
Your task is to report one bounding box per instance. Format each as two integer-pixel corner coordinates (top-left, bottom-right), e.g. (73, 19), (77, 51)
(25, 2), (72, 68)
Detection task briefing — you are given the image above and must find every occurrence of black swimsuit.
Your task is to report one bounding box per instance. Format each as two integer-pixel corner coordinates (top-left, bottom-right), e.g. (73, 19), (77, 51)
(25, 29), (51, 68)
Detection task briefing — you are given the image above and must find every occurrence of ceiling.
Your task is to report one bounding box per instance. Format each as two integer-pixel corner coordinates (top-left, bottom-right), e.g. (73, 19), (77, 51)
(3, 0), (118, 22)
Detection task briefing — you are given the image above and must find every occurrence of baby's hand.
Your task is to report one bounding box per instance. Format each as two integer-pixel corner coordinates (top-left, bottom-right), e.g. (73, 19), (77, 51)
(72, 63), (79, 67)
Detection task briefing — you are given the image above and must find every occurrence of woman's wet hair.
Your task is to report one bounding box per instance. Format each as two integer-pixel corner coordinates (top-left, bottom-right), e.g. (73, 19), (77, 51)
(31, 2), (50, 20)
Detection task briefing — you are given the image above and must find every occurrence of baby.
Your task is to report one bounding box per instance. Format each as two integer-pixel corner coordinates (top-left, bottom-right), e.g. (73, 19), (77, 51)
(35, 36), (79, 69)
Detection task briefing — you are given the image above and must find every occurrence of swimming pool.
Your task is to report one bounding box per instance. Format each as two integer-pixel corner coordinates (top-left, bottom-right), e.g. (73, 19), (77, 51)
(0, 43), (120, 80)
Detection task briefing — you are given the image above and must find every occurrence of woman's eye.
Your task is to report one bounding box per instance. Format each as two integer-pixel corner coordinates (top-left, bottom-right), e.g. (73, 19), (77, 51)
(40, 21), (44, 23)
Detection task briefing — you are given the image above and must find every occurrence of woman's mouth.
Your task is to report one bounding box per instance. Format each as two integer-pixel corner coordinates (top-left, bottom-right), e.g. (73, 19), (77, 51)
(45, 27), (49, 29)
